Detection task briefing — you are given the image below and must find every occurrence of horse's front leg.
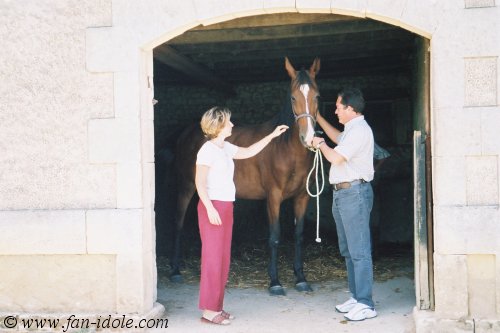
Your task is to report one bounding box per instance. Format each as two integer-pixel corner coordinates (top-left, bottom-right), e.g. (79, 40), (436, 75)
(293, 193), (313, 292)
(266, 193), (285, 296)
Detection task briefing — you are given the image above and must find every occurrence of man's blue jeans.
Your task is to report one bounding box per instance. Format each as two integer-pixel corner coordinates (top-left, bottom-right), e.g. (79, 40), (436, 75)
(332, 182), (374, 308)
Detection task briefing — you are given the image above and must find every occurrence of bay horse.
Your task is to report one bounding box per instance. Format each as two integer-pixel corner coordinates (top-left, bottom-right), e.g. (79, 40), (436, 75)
(170, 57), (321, 295)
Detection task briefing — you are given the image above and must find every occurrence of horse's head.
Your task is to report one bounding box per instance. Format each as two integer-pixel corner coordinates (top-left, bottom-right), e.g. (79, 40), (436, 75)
(285, 57), (320, 149)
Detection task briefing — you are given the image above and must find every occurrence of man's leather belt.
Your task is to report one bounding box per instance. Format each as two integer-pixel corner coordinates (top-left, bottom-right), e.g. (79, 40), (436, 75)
(331, 179), (368, 191)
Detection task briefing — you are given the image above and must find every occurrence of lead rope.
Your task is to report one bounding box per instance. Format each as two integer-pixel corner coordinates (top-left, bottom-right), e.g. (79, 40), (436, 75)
(306, 147), (325, 243)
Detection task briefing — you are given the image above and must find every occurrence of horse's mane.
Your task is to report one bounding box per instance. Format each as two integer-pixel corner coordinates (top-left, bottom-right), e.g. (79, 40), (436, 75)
(271, 70), (316, 142)
(270, 94), (293, 142)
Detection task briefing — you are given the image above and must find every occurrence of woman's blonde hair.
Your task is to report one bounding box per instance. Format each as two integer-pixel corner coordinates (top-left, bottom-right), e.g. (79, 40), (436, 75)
(200, 106), (231, 139)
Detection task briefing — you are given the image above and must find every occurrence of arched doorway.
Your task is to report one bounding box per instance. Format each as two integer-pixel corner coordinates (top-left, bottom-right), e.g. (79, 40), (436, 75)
(151, 12), (432, 317)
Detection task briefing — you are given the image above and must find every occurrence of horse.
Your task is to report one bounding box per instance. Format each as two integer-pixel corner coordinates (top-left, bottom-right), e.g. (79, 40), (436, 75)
(169, 57), (321, 295)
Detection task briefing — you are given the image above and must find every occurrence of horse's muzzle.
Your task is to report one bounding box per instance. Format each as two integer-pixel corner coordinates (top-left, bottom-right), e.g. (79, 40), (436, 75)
(300, 135), (314, 149)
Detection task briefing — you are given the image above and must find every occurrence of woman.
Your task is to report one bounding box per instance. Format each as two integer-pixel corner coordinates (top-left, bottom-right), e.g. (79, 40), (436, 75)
(196, 106), (288, 325)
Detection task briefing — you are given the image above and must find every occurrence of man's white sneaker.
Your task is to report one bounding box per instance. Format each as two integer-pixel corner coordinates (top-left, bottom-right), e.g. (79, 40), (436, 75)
(335, 297), (357, 313)
(344, 303), (377, 321)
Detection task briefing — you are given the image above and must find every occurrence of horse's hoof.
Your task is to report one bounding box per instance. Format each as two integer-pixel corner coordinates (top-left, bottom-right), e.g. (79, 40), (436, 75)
(269, 285), (286, 296)
(295, 281), (313, 292)
(169, 274), (183, 283)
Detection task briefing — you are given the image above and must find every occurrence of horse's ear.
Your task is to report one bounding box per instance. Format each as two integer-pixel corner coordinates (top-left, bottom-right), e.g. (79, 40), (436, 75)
(309, 57), (320, 78)
(285, 57), (296, 79)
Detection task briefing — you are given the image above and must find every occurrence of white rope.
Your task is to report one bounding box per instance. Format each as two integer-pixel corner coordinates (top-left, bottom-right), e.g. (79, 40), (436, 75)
(306, 147), (325, 243)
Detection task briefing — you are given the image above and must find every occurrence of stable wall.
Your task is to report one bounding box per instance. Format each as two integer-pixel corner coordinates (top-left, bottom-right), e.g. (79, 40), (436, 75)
(0, 1), (499, 332)
(429, 2), (500, 331)
(153, 73), (410, 149)
(0, 1), (158, 315)
(153, 72), (414, 251)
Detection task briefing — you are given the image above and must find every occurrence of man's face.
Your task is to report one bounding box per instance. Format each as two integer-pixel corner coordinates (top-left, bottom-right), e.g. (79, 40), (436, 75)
(334, 96), (352, 125)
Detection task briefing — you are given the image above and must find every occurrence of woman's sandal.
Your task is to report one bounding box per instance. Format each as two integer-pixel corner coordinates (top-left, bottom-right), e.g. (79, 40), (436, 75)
(200, 313), (230, 325)
(221, 310), (235, 320)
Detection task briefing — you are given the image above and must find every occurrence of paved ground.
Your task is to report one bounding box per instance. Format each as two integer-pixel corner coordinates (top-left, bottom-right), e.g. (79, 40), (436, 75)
(156, 276), (416, 333)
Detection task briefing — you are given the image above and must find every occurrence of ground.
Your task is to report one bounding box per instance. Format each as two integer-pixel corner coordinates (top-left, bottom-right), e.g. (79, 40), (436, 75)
(155, 241), (416, 333)
(156, 276), (415, 333)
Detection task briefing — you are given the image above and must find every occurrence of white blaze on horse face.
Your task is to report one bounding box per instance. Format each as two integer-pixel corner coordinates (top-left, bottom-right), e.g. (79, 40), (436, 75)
(299, 84), (315, 146)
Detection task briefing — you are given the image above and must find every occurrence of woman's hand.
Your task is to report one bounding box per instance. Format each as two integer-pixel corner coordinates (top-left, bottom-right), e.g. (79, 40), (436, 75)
(270, 125), (289, 138)
(206, 205), (222, 225)
(234, 125), (289, 159)
(195, 164), (222, 225)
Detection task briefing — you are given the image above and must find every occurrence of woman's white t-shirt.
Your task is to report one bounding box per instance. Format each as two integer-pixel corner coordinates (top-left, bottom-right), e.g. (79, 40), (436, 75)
(196, 141), (239, 201)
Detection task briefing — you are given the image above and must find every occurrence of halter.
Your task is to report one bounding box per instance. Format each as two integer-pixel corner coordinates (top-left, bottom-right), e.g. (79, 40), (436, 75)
(290, 93), (318, 152)
(293, 112), (317, 126)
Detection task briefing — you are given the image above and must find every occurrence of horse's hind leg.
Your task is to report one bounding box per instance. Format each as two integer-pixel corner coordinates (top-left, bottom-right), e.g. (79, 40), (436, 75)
(293, 193), (313, 292)
(170, 183), (195, 282)
(266, 194), (285, 296)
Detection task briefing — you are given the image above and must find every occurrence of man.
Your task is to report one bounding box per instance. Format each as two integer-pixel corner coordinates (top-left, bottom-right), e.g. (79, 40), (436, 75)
(311, 88), (376, 321)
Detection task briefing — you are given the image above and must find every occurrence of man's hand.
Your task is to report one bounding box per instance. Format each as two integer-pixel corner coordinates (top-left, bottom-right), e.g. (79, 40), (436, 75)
(312, 137), (326, 149)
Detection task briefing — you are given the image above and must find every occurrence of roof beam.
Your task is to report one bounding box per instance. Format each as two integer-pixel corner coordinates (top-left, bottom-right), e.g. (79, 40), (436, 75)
(154, 45), (236, 95)
(183, 39), (413, 65)
(168, 19), (394, 45)
(174, 28), (410, 56)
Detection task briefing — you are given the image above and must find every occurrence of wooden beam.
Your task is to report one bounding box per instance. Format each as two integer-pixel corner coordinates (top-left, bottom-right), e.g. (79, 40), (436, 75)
(182, 39), (413, 65)
(154, 45), (236, 95)
(172, 28), (411, 57)
(154, 61), (411, 86)
(168, 19), (394, 45)
(194, 52), (411, 76)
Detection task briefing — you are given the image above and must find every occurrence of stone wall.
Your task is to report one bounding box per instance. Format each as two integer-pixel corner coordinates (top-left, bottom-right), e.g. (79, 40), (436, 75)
(421, 1), (500, 331)
(0, 1), (114, 210)
(153, 72), (414, 253)
(0, 0), (158, 315)
(154, 73), (411, 151)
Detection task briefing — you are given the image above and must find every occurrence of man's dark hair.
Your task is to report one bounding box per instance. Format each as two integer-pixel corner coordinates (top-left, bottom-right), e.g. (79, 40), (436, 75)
(338, 88), (365, 114)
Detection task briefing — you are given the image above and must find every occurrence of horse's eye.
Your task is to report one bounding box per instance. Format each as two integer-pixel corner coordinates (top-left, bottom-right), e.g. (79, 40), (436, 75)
(291, 96), (296, 101)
